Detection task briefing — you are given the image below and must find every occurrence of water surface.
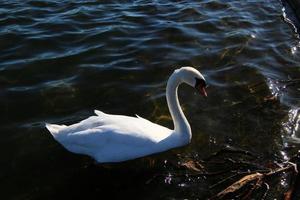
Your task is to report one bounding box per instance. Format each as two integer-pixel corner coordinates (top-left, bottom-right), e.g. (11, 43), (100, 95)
(1, 0), (300, 199)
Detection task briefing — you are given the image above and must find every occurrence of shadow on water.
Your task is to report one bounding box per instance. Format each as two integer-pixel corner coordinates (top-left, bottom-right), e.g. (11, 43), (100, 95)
(1, 0), (300, 199)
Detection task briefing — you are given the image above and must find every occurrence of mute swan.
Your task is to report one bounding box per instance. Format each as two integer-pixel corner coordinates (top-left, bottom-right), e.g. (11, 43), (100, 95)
(46, 67), (207, 163)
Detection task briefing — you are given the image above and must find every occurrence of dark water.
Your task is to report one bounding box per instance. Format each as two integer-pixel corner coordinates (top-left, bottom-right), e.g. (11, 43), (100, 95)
(1, 0), (300, 199)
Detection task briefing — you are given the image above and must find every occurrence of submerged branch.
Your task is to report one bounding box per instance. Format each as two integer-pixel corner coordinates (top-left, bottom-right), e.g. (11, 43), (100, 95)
(144, 148), (300, 199)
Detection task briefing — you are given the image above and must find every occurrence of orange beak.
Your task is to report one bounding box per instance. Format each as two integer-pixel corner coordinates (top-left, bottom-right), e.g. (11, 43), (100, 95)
(199, 86), (207, 97)
(196, 84), (207, 97)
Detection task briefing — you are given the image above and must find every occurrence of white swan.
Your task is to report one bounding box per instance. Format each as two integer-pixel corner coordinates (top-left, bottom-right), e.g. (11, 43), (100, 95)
(46, 66), (207, 163)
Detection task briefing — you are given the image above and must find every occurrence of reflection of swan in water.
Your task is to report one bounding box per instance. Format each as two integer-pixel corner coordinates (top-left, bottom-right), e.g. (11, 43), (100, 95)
(46, 67), (207, 163)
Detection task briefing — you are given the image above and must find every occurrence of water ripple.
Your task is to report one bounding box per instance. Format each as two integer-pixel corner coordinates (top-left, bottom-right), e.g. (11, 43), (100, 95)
(1, 0), (300, 198)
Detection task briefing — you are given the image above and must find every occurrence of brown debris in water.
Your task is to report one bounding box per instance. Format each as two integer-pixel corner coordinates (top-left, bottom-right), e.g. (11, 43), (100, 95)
(180, 160), (205, 173)
(147, 146), (300, 199)
(211, 149), (299, 200)
(210, 162), (297, 200)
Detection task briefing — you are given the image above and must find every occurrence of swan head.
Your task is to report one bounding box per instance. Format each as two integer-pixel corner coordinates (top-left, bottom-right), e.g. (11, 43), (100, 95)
(175, 66), (207, 97)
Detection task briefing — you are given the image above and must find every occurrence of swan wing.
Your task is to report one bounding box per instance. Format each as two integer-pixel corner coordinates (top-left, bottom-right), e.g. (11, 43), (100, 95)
(46, 110), (173, 162)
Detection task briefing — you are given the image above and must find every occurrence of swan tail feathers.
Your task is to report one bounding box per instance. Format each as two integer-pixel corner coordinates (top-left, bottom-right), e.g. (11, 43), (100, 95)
(135, 114), (150, 122)
(45, 123), (66, 136)
(95, 110), (106, 116)
(135, 114), (143, 119)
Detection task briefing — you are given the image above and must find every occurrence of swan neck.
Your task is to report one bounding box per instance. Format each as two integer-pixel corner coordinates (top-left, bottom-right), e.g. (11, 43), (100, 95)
(166, 72), (191, 142)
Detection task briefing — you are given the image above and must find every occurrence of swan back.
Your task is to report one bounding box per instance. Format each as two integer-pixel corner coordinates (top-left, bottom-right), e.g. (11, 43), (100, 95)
(46, 110), (180, 162)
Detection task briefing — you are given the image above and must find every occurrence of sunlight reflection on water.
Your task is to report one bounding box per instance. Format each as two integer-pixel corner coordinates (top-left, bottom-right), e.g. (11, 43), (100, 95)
(268, 78), (300, 143)
(1, 0), (300, 199)
(283, 108), (300, 143)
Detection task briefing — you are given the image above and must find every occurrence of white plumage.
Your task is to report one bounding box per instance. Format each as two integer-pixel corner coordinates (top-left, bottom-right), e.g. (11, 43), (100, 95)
(46, 67), (207, 163)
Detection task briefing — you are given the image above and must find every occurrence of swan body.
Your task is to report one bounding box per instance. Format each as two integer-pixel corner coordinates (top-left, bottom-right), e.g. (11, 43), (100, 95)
(46, 67), (207, 163)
